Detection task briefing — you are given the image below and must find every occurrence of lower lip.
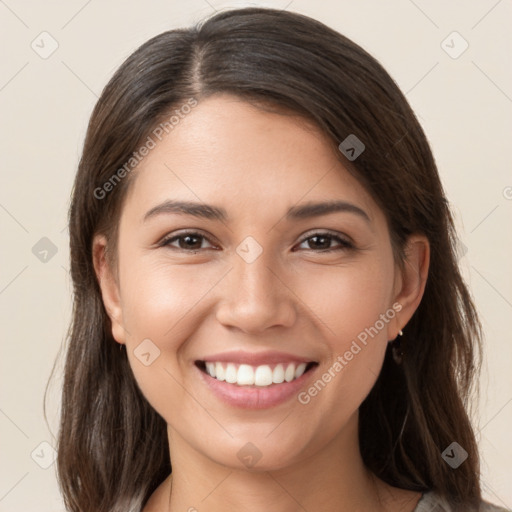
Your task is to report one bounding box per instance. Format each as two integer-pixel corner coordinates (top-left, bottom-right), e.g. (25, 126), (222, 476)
(196, 364), (317, 409)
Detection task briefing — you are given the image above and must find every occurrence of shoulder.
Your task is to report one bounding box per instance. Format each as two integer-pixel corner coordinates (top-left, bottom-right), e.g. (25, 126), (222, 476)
(414, 491), (511, 512)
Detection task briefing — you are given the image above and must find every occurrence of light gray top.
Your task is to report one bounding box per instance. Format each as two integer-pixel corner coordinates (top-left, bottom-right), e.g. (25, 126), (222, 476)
(413, 491), (511, 511)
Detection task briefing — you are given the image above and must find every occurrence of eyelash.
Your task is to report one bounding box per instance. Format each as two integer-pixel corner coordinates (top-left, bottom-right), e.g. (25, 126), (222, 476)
(158, 230), (354, 253)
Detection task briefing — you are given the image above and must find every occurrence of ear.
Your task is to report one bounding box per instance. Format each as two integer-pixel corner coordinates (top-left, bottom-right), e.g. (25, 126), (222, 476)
(92, 233), (127, 346)
(388, 234), (430, 339)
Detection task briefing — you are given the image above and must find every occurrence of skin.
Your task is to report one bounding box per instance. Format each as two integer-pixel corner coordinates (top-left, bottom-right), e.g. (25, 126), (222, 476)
(93, 94), (429, 512)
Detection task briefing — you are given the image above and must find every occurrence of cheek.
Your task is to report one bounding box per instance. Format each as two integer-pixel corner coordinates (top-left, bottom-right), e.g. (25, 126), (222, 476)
(119, 255), (220, 347)
(298, 257), (394, 406)
(118, 255), (226, 415)
(118, 264), (209, 424)
(303, 256), (395, 346)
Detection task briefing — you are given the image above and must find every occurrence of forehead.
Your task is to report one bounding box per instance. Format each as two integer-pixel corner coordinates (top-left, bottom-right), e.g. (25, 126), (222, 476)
(122, 94), (378, 224)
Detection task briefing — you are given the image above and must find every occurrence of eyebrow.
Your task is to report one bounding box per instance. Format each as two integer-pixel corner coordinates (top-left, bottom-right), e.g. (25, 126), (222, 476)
(142, 199), (370, 223)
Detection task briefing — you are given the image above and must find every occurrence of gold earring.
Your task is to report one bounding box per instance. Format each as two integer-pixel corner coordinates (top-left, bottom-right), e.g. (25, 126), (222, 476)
(391, 329), (404, 365)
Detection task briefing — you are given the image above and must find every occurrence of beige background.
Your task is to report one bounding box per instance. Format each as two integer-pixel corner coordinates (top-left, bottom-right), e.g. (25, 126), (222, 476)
(1, 1), (511, 510)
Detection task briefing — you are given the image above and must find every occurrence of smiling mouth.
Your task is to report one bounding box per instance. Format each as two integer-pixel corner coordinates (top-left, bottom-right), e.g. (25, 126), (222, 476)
(195, 360), (318, 387)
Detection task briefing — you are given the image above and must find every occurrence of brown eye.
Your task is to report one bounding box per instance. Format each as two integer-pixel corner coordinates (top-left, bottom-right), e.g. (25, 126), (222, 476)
(296, 232), (354, 252)
(160, 232), (216, 252)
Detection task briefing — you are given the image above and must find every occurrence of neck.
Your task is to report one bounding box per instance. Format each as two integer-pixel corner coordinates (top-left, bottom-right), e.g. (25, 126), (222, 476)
(162, 414), (402, 512)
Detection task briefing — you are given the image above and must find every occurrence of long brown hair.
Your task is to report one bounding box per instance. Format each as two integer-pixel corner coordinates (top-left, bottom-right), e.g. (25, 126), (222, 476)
(53, 7), (483, 511)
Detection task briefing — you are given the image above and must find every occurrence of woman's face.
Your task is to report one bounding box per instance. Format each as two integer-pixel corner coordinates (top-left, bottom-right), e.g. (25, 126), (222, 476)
(95, 94), (427, 471)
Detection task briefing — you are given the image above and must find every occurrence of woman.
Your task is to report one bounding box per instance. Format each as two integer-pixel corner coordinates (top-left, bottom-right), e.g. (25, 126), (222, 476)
(56, 7), (509, 512)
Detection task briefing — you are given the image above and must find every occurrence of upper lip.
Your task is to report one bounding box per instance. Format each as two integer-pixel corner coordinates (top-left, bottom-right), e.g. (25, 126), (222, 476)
(197, 350), (317, 366)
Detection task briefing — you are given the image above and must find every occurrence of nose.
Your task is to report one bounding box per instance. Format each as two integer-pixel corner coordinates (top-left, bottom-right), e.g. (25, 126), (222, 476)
(215, 246), (297, 334)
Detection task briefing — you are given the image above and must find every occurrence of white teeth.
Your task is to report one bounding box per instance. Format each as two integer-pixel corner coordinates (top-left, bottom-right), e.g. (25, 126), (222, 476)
(206, 362), (215, 376)
(294, 362), (307, 379)
(237, 364), (254, 385)
(284, 363), (295, 382)
(225, 363), (237, 383)
(215, 362), (225, 381)
(272, 364), (285, 384)
(202, 361), (311, 386)
(254, 365), (273, 386)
